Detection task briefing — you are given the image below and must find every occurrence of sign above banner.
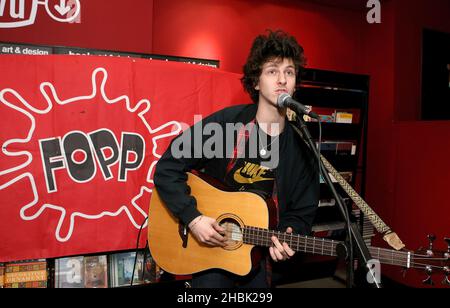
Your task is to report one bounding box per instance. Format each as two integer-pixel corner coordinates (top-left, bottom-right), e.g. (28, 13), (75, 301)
(0, 0), (81, 28)
(0, 41), (220, 68)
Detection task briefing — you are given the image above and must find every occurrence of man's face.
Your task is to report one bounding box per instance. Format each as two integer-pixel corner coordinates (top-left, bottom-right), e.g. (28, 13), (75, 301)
(255, 58), (296, 107)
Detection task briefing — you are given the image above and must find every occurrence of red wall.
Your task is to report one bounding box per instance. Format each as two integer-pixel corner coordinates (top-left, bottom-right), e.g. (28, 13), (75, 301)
(360, 1), (396, 225)
(152, 0), (366, 74)
(387, 121), (450, 287)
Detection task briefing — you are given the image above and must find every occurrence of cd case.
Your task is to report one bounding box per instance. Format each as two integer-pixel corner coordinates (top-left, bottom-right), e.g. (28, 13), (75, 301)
(55, 255), (108, 288)
(109, 250), (161, 287)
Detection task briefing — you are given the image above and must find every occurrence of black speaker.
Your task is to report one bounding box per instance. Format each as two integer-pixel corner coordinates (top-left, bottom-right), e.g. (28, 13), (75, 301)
(421, 29), (450, 120)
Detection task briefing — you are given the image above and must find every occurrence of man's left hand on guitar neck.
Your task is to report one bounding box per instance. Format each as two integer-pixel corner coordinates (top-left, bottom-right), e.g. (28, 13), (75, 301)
(269, 227), (295, 262)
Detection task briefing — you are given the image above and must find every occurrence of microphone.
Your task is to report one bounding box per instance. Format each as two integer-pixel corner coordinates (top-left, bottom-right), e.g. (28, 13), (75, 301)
(277, 93), (319, 119)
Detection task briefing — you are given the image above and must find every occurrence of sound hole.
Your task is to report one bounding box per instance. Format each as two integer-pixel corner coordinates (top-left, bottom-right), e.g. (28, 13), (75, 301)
(219, 217), (243, 251)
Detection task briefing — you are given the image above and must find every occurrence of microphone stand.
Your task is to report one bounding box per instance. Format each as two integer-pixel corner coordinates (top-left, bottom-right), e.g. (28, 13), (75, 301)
(293, 114), (381, 288)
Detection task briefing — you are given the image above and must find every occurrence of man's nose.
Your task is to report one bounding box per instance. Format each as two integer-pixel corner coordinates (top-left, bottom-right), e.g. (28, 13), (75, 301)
(278, 73), (287, 84)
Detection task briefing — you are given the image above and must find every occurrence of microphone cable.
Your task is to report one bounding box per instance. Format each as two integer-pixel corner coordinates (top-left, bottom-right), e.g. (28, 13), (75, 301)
(130, 215), (148, 287)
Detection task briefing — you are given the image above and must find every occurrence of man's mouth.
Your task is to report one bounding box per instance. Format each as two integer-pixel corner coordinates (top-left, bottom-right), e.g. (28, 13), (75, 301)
(275, 89), (288, 94)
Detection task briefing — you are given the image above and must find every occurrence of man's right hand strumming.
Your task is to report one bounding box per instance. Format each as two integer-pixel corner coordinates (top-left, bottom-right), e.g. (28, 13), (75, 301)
(188, 215), (227, 247)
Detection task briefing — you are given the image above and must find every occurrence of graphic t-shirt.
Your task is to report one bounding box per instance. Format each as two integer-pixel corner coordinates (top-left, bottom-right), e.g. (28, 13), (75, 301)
(224, 122), (285, 200)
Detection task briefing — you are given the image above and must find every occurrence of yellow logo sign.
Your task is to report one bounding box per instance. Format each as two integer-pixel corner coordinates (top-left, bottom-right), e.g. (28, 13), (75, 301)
(233, 162), (274, 184)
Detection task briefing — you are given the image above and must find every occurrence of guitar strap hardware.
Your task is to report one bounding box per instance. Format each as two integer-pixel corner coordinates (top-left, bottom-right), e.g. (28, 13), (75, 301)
(179, 223), (188, 248)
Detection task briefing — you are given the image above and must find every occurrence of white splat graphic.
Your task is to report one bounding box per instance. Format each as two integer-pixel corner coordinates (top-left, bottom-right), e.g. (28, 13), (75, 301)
(0, 67), (182, 242)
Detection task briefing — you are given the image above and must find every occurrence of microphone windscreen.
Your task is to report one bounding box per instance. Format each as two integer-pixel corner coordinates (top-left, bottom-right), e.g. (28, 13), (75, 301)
(277, 93), (291, 108)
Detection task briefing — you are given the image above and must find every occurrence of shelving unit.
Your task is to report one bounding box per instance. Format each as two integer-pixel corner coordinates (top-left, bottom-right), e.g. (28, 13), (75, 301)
(298, 68), (370, 237)
(273, 68), (371, 286)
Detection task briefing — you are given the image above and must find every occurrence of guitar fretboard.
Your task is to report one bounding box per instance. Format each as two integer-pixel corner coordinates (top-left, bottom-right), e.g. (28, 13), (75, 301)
(242, 226), (413, 268)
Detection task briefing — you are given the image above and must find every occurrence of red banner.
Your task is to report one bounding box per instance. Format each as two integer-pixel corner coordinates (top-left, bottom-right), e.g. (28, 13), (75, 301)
(0, 55), (249, 262)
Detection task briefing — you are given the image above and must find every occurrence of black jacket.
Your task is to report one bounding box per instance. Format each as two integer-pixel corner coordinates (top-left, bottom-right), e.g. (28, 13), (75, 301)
(154, 104), (319, 235)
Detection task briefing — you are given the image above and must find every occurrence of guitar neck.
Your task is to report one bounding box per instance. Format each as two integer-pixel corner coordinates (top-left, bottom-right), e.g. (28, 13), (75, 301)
(243, 226), (414, 268)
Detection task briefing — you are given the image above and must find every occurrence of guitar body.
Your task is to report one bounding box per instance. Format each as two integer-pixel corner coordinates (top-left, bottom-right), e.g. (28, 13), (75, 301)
(148, 172), (271, 276)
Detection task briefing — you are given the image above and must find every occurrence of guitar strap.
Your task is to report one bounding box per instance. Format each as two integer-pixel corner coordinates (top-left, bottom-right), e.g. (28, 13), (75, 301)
(225, 119), (255, 174)
(290, 122), (405, 251)
(225, 118), (280, 226)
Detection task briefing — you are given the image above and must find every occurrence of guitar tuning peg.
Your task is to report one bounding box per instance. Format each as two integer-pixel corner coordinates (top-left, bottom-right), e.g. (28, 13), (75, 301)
(422, 266), (434, 286)
(427, 234), (436, 256)
(442, 267), (450, 286)
(444, 237), (450, 258)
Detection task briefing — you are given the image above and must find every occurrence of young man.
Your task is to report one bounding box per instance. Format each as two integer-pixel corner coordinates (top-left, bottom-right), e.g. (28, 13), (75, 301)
(154, 30), (319, 288)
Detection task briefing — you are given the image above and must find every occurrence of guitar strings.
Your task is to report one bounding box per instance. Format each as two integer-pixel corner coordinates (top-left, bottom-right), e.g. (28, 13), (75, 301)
(221, 227), (447, 271)
(223, 224), (448, 270)
(243, 231), (445, 270)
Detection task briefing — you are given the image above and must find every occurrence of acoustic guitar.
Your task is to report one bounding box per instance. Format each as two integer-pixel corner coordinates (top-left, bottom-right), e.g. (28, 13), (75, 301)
(148, 172), (450, 285)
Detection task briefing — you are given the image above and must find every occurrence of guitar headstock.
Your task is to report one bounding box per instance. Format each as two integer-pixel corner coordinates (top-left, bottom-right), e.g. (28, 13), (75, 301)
(412, 235), (450, 286)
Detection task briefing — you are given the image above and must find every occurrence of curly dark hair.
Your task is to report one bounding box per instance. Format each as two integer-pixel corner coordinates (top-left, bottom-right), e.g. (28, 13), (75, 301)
(241, 30), (306, 103)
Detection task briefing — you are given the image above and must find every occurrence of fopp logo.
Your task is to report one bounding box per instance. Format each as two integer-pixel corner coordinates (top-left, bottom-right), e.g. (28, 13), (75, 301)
(0, 67), (182, 242)
(0, 0), (80, 28)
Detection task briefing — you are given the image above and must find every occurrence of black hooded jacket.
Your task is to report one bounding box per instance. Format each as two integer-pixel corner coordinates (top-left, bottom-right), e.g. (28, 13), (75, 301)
(153, 103), (319, 235)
